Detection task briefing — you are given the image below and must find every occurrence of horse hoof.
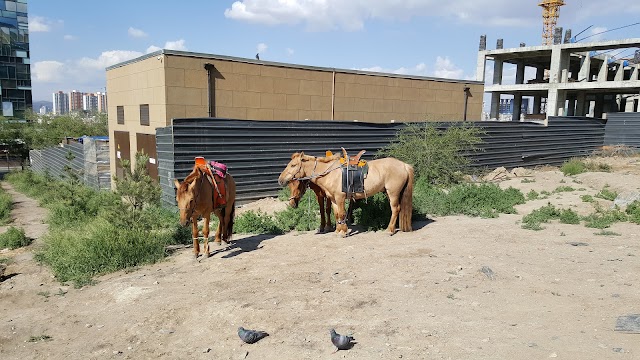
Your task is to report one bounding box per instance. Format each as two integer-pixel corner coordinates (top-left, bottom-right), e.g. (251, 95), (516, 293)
(317, 227), (325, 234)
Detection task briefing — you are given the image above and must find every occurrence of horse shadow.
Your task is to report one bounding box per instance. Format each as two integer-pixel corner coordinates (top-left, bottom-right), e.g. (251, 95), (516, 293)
(344, 216), (435, 237)
(0, 273), (20, 283)
(210, 234), (278, 259)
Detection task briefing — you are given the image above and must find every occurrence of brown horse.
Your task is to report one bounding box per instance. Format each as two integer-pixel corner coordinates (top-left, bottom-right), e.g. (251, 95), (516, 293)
(287, 179), (357, 232)
(287, 179), (333, 232)
(279, 152), (414, 236)
(174, 165), (236, 258)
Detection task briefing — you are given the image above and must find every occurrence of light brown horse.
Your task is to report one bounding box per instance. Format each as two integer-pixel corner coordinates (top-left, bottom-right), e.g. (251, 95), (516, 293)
(279, 152), (414, 236)
(174, 165), (236, 258)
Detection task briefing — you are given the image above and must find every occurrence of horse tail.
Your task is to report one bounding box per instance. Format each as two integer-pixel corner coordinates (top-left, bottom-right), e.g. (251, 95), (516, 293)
(225, 201), (236, 241)
(399, 164), (414, 232)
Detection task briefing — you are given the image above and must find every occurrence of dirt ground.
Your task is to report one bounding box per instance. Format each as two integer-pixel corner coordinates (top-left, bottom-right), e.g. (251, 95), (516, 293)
(1, 156), (640, 360)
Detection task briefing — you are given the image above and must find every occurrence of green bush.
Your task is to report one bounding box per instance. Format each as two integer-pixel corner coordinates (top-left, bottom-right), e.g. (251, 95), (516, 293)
(580, 195), (594, 203)
(626, 201), (640, 224)
(37, 219), (169, 287)
(585, 161), (612, 172)
(0, 226), (31, 249)
(595, 188), (618, 201)
(521, 203), (580, 230)
(560, 159), (586, 176)
(583, 207), (627, 229)
(0, 187), (12, 225)
(234, 210), (283, 235)
(413, 179), (525, 219)
(526, 190), (540, 200)
(351, 193), (392, 231)
(554, 186), (575, 193)
(378, 122), (484, 186)
(559, 209), (581, 224)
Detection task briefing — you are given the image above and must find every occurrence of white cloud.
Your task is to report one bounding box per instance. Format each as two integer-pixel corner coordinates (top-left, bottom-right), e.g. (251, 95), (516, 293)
(128, 27), (148, 38)
(433, 56), (463, 79)
(584, 27), (608, 41)
(286, 48), (295, 56)
(63, 35), (76, 41)
(358, 63), (428, 76)
(32, 61), (66, 82)
(356, 57), (474, 80)
(257, 43), (268, 53)
(29, 16), (57, 32)
(147, 39), (188, 53)
(224, 0), (540, 31)
(78, 50), (144, 70)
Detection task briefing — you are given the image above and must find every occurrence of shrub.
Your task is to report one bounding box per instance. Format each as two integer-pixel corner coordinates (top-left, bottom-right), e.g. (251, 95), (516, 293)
(559, 209), (581, 224)
(585, 161), (612, 172)
(595, 188), (617, 201)
(580, 195), (594, 203)
(413, 179), (525, 218)
(0, 187), (12, 225)
(234, 210), (283, 235)
(351, 193), (392, 231)
(626, 201), (640, 224)
(526, 190), (540, 200)
(583, 207), (628, 229)
(0, 226), (31, 249)
(554, 186), (575, 193)
(521, 204), (580, 230)
(560, 159), (586, 176)
(378, 122), (484, 186)
(37, 219), (169, 287)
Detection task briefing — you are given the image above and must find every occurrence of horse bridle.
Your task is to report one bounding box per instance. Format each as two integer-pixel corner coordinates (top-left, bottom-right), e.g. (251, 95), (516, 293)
(178, 172), (204, 223)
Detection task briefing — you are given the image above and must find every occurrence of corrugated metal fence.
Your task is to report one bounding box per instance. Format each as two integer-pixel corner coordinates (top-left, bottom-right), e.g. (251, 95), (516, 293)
(157, 116), (605, 206)
(604, 112), (640, 148)
(29, 137), (111, 190)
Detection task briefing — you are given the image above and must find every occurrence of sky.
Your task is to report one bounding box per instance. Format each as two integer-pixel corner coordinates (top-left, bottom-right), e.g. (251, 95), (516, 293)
(28, 0), (640, 104)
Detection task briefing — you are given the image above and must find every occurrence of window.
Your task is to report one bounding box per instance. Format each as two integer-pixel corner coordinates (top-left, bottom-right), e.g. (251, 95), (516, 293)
(139, 104), (149, 126)
(117, 106), (124, 124)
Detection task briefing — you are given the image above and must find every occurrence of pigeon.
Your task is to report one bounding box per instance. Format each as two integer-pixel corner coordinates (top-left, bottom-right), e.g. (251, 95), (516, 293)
(238, 326), (269, 344)
(255, 53), (260, 60)
(330, 329), (355, 351)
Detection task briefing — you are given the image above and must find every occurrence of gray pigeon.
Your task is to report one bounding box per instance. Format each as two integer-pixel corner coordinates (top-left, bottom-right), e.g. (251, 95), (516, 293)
(330, 329), (355, 351)
(238, 326), (269, 344)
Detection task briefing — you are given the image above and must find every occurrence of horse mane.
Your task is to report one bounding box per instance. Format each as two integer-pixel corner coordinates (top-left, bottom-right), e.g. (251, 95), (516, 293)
(179, 165), (203, 191)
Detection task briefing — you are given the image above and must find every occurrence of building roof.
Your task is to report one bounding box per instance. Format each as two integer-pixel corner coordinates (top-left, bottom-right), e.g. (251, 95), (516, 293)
(106, 49), (482, 85)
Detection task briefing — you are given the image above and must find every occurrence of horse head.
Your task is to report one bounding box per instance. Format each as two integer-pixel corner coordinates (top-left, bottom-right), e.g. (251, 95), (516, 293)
(174, 168), (203, 226)
(287, 179), (308, 208)
(278, 152), (311, 186)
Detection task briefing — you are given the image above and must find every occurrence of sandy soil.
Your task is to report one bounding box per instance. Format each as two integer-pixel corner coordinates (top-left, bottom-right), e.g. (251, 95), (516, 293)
(1, 156), (640, 360)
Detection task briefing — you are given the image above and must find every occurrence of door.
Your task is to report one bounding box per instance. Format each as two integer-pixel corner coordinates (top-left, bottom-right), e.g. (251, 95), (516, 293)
(113, 131), (131, 179)
(136, 133), (159, 181)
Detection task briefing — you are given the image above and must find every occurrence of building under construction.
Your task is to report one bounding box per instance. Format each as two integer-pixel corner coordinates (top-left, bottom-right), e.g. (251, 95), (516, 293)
(477, 31), (640, 121)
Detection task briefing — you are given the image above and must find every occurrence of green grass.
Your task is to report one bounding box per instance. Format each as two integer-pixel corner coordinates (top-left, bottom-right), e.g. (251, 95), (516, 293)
(0, 226), (31, 249)
(234, 210), (283, 235)
(526, 190), (540, 200)
(594, 230), (621, 236)
(413, 179), (525, 219)
(582, 207), (628, 229)
(560, 159), (587, 176)
(28, 335), (52, 342)
(580, 195), (594, 203)
(521, 178), (536, 183)
(6, 170), (189, 287)
(626, 201), (640, 224)
(554, 186), (575, 193)
(585, 161), (612, 172)
(0, 187), (12, 225)
(521, 203), (581, 230)
(0, 256), (12, 264)
(595, 188), (618, 201)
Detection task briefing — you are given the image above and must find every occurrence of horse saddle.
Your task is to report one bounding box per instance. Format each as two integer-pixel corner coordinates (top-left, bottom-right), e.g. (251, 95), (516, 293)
(194, 156), (227, 208)
(333, 148), (368, 195)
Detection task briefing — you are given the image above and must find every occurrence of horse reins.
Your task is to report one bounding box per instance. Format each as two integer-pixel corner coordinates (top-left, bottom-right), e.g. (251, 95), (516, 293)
(292, 158), (341, 182)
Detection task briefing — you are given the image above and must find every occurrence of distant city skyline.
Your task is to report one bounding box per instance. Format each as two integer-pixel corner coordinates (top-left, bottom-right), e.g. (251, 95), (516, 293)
(51, 89), (107, 114)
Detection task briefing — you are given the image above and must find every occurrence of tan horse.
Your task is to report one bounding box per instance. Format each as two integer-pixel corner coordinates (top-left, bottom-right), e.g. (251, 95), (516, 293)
(279, 152), (414, 236)
(174, 165), (236, 258)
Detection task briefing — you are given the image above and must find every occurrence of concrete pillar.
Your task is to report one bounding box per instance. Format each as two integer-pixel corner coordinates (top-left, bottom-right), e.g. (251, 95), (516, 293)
(492, 58), (504, 85)
(549, 46), (569, 84)
(624, 96), (635, 112)
(567, 97), (576, 116)
(516, 61), (525, 84)
(614, 62), (625, 81)
(631, 65), (639, 81)
(533, 96), (543, 114)
(575, 92), (587, 116)
(547, 88), (567, 117)
(476, 51), (487, 82)
(513, 94), (523, 121)
(490, 93), (501, 119)
(597, 56), (609, 82)
(578, 53), (591, 81)
(594, 94), (605, 118)
(536, 66), (545, 81)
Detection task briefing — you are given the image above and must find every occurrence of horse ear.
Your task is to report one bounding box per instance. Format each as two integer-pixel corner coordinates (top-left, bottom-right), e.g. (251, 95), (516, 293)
(173, 179), (181, 189)
(299, 151), (304, 158)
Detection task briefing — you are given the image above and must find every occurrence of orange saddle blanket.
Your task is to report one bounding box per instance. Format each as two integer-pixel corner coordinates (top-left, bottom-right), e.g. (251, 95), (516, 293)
(195, 157), (227, 208)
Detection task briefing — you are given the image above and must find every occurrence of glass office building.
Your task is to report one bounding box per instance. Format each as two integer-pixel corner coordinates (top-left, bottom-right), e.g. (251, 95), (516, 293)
(0, 0), (31, 119)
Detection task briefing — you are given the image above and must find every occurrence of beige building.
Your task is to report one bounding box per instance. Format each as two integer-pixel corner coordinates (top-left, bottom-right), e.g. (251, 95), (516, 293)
(106, 50), (483, 180)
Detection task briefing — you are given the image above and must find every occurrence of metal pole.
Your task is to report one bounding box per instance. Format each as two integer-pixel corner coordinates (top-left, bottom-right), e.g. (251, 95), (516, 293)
(463, 86), (470, 121)
(204, 63), (215, 118)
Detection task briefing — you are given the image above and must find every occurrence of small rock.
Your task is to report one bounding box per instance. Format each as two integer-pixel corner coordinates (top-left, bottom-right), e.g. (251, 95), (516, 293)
(153, 281), (159, 285)
(159, 329), (175, 334)
(613, 347), (624, 353)
(567, 242), (589, 247)
(528, 343), (538, 348)
(85, 324), (92, 328)
(479, 266), (496, 280)
(239, 350), (248, 359)
(549, 353), (557, 358)
(127, 346), (132, 350)
(113, 350), (122, 355)
(203, 347), (211, 353)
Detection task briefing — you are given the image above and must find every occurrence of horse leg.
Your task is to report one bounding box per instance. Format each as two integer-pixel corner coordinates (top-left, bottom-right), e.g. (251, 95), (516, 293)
(317, 192), (326, 233)
(221, 207), (232, 244)
(191, 217), (200, 258)
(324, 197), (332, 232)
(202, 215), (210, 257)
(214, 210), (223, 245)
(386, 194), (401, 235)
(346, 199), (355, 225)
(333, 196), (348, 237)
